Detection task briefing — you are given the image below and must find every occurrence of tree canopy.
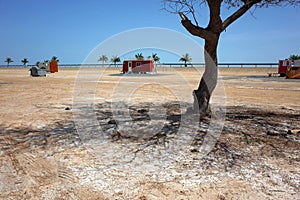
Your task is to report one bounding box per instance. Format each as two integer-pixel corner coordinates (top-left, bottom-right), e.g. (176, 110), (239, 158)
(148, 53), (160, 63)
(21, 58), (29, 66)
(51, 56), (59, 62)
(111, 56), (121, 66)
(98, 55), (108, 64)
(135, 53), (144, 60)
(164, 0), (300, 35)
(163, 0), (300, 50)
(5, 57), (13, 66)
(179, 53), (192, 67)
(289, 54), (300, 61)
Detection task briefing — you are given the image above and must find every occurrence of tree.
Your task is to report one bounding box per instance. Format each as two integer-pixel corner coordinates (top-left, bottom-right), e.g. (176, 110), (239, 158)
(5, 57), (13, 66)
(135, 53), (144, 60)
(21, 58), (29, 66)
(111, 56), (121, 67)
(148, 53), (161, 73)
(98, 55), (108, 64)
(51, 56), (59, 63)
(148, 53), (160, 63)
(163, 0), (300, 114)
(289, 54), (300, 61)
(179, 53), (192, 67)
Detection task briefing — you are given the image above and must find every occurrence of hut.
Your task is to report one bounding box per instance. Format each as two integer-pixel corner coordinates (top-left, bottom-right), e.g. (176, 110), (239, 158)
(49, 60), (58, 73)
(122, 60), (155, 74)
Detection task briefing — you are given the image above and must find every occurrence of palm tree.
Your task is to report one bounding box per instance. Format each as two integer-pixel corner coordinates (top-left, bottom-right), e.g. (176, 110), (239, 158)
(135, 53), (144, 60)
(5, 57), (13, 66)
(148, 53), (160, 73)
(179, 53), (192, 67)
(51, 56), (59, 63)
(289, 54), (300, 61)
(98, 55), (108, 65)
(111, 56), (121, 67)
(148, 53), (160, 63)
(21, 58), (29, 66)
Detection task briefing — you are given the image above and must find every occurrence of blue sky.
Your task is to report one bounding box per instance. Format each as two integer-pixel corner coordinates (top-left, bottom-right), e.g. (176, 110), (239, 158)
(0, 0), (299, 65)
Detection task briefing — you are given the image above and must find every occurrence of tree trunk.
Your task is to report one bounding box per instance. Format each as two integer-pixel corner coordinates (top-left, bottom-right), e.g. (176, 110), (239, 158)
(193, 35), (219, 114)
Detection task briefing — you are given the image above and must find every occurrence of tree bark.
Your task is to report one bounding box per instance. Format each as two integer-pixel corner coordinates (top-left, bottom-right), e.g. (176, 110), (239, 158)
(178, 7), (222, 115)
(193, 35), (219, 114)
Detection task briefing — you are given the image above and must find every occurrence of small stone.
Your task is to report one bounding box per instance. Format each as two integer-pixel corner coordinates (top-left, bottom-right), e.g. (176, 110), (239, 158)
(287, 129), (300, 134)
(65, 107), (71, 110)
(37, 124), (46, 129)
(266, 130), (280, 136)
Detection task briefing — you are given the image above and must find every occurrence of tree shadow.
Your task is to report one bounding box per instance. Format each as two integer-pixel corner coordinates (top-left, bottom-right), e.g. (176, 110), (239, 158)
(0, 120), (79, 154)
(1, 102), (299, 169)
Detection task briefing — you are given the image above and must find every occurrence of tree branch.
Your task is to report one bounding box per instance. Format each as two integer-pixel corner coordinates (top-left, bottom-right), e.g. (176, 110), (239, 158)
(181, 0), (200, 26)
(222, 0), (261, 31)
(178, 12), (210, 39)
(163, 0), (206, 27)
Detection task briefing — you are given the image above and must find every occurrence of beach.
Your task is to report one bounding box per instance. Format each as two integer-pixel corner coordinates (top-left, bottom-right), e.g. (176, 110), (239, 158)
(0, 67), (299, 199)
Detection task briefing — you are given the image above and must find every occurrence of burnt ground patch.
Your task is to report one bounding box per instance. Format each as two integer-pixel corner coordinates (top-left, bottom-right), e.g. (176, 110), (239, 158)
(0, 102), (299, 166)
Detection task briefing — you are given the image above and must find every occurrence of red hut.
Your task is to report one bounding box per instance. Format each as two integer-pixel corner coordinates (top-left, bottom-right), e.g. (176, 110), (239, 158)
(49, 61), (58, 73)
(122, 60), (155, 73)
(278, 60), (291, 77)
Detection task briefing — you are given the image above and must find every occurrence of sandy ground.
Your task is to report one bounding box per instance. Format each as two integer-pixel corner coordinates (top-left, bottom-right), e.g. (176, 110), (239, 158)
(0, 67), (299, 199)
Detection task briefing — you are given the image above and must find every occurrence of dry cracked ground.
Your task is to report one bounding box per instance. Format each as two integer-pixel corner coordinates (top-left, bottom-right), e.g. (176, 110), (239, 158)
(0, 68), (299, 199)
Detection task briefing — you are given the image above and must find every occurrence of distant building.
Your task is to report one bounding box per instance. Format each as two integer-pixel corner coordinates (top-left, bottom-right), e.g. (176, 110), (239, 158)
(122, 60), (155, 73)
